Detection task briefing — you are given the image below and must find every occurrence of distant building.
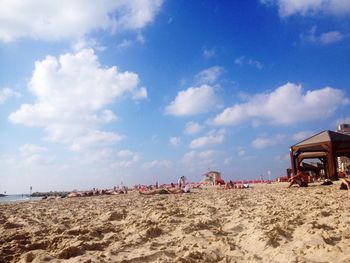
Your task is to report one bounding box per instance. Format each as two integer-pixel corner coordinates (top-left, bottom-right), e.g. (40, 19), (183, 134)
(338, 124), (350, 135)
(337, 123), (350, 173)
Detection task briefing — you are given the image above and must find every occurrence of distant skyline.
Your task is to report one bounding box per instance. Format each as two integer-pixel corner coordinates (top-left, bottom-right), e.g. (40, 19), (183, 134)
(1, 0), (350, 193)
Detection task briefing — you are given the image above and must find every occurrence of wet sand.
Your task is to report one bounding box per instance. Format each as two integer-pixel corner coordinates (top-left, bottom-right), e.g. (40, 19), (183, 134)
(1, 183), (350, 263)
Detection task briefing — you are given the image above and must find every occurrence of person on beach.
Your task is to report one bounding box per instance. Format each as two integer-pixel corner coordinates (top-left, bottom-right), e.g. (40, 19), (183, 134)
(287, 170), (309, 188)
(178, 176), (187, 188)
(340, 179), (350, 190)
(224, 181), (235, 189)
(139, 184), (191, 195)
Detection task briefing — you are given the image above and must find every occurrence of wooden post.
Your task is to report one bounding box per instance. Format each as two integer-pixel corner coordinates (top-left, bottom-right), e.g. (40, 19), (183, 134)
(326, 143), (337, 180)
(290, 147), (296, 176)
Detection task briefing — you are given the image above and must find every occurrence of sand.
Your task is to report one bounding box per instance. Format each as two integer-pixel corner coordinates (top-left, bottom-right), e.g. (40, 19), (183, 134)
(1, 183), (350, 263)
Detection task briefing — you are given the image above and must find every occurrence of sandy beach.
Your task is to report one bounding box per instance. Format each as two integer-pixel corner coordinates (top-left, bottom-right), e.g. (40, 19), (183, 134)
(1, 183), (350, 263)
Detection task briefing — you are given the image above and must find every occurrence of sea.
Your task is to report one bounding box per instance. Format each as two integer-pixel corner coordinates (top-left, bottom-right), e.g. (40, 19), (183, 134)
(0, 195), (42, 203)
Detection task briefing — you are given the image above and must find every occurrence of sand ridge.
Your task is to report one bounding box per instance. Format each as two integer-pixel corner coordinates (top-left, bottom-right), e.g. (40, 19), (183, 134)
(1, 183), (350, 262)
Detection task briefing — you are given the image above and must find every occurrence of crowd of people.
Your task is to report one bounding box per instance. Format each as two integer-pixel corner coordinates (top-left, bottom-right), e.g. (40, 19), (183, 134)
(139, 176), (191, 195)
(42, 170), (350, 200)
(66, 186), (128, 198)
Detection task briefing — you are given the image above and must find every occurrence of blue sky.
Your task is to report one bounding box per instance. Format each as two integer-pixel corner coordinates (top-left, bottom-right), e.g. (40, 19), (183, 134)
(1, 0), (350, 193)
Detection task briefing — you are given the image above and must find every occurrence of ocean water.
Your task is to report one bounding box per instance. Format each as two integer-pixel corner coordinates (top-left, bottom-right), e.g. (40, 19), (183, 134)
(0, 195), (41, 203)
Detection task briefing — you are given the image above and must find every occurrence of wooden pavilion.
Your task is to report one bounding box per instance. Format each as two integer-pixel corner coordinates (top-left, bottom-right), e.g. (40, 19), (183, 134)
(290, 130), (350, 179)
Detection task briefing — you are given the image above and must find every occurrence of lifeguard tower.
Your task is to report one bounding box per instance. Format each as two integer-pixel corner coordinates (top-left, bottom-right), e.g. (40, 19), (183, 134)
(202, 171), (225, 185)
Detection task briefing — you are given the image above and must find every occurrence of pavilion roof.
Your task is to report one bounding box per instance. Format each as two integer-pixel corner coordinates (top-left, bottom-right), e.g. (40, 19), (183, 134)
(292, 130), (350, 148)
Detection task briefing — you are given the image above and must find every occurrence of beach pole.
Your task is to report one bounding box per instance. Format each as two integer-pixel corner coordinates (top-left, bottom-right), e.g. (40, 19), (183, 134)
(30, 186), (32, 199)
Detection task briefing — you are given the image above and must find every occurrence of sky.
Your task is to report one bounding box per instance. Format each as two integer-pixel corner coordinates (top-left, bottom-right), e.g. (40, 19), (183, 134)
(0, 0), (350, 194)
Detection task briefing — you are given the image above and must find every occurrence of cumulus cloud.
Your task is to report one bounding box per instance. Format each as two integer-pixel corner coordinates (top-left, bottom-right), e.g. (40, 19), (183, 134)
(234, 56), (264, 69)
(183, 150), (214, 162)
(212, 82), (348, 126)
(224, 156), (233, 165)
(169, 137), (181, 146)
(116, 33), (146, 51)
(319, 31), (345, 44)
(184, 121), (204, 135)
(251, 137), (275, 149)
(143, 160), (172, 169)
(70, 130), (124, 152)
(182, 150), (217, 170)
(72, 38), (106, 52)
(251, 134), (286, 149)
(190, 129), (225, 149)
(9, 49), (146, 150)
(19, 144), (55, 165)
(0, 88), (20, 104)
(111, 149), (141, 168)
(202, 48), (216, 59)
(0, 0), (163, 42)
(261, 0), (350, 17)
(116, 39), (133, 50)
(237, 147), (246, 156)
(165, 85), (218, 116)
(194, 66), (224, 85)
(303, 26), (346, 44)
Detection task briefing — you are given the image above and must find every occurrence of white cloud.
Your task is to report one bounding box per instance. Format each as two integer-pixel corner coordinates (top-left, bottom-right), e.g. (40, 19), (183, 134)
(116, 39), (133, 50)
(190, 129), (225, 149)
(234, 56), (263, 69)
(184, 121), (204, 135)
(251, 137), (275, 149)
(251, 134), (287, 149)
(100, 110), (118, 123)
(319, 31), (345, 44)
(117, 149), (134, 158)
(111, 160), (134, 168)
(292, 131), (314, 141)
(182, 150), (217, 170)
(111, 149), (140, 168)
(9, 49), (146, 150)
(194, 66), (224, 85)
(0, 0), (163, 42)
(169, 137), (181, 146)
(136, 32), (145, 44)
(251, 134), (288, 149)
(238, 149), (245, 156)
(116, 33), (146, 51)
(202, 48), (216, 59)
(72, 38), (106, 52)
(224, 156), (233, 165)
(70, 130), (124, 152)
(253, 131), (316, 149)
(132, 86), (148, 100)
(165, 85), (218, 116)
(212, 82), (348, 126)
(143, 160), (172, 169)
(303, 26), (345, 44)
(234, 56), (245, 65)
(248, 59), (264, 69)
(19, 144), (55, 165)
(183, 150), (215, 162)
(20, 144), (46, 156)
(261, 0), (350, 17)
(0, 88), (20, 104)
